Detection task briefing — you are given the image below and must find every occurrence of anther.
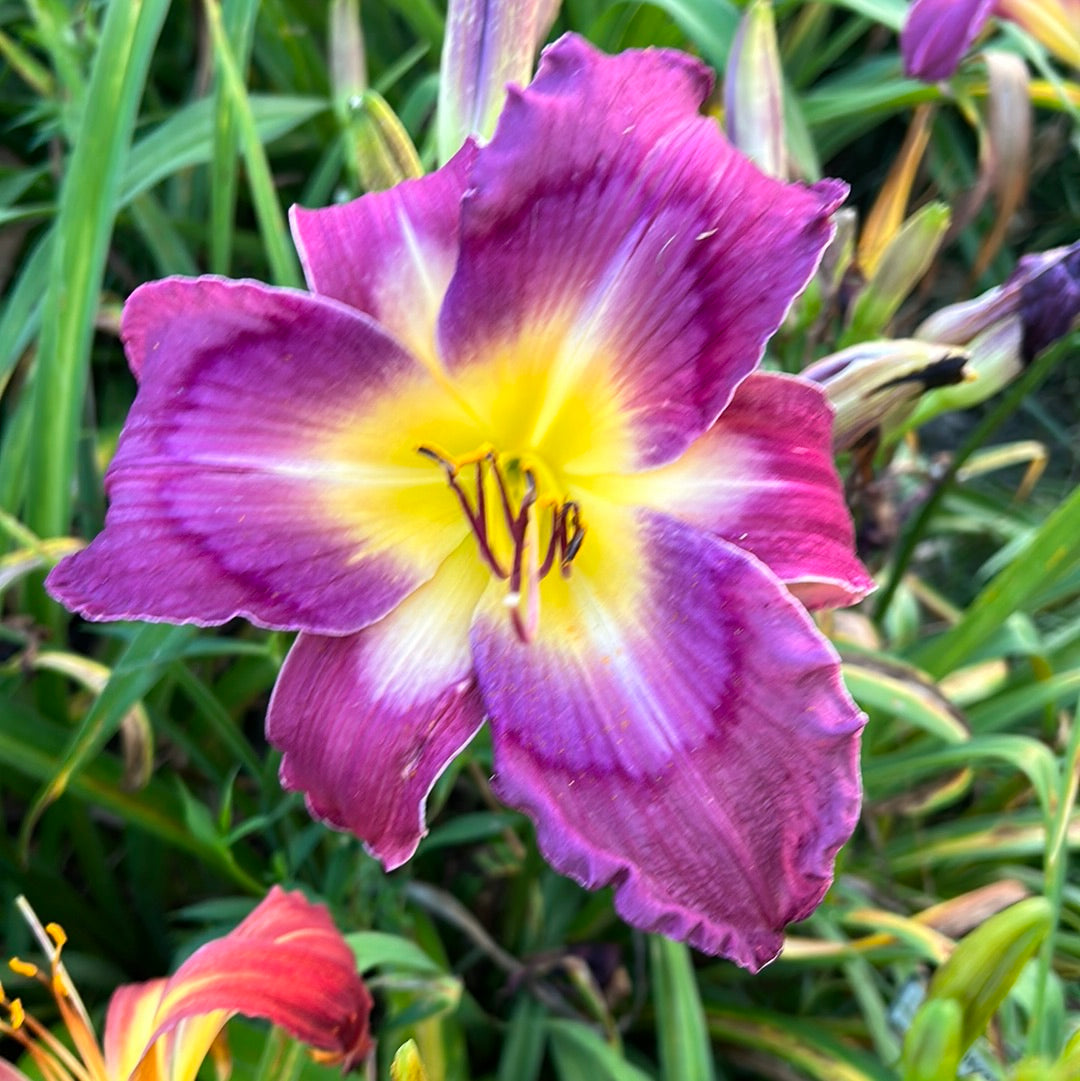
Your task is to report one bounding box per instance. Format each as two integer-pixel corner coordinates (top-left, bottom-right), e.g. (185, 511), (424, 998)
(9, 959), (38, 979)
(419, 446), (587, 640)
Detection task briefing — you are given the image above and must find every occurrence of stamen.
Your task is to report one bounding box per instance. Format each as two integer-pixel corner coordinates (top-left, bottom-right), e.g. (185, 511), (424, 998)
(418, 445), (587, 641)
(13, 896), (103, 1081)
(418, 445), (508, 578)
(9, 959), (38, 979)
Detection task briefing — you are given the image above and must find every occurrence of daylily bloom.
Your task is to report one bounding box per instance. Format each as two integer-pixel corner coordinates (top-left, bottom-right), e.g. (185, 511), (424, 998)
(0, 888), (372, 1081)
(47, 35), (872, 971)
(901, 0), (1080, 81)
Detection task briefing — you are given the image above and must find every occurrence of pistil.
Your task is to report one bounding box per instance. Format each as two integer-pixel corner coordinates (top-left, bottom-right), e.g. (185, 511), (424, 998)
(418, 446), (587, 643)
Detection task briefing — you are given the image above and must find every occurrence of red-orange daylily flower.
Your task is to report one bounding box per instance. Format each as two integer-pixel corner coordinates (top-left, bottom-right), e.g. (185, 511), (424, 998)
(0, 888), (372, 1081)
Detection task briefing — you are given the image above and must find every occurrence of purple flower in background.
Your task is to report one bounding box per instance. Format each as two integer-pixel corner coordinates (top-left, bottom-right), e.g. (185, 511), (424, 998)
(47, 35), (872, 971)
(901, 0), (997, 80)
(902, 0), (1080, 81)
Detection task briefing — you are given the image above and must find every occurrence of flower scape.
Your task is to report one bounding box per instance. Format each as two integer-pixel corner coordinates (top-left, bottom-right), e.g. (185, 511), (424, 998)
(47, 34), (874, 972)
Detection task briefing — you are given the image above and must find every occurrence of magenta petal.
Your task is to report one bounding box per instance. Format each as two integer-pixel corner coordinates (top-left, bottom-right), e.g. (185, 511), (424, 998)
(438, 33), (847, 468)
(267, 543), (487, 867)
(289, 143), (475, 366)
(471, 513), (864, 970)
(900, 0), (996, 80)
(48, 277), (455, 633)
(642, 371), (875, 609)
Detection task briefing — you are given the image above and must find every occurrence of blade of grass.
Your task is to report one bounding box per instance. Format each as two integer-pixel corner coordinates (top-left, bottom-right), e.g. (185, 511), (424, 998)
(498, 996), (548, 1081)
(874, 336), (1070, 622)
(912, 482), (1080, 678)
(25, 0), (170, 610)
(0, 695), (261, 893)
(650, 936), (717, 1081)
(622, 0), (738, 69)
(17, 622), (196, 857)
(1027, 697), (1080, 1059)
(705, 1006), (895, 1081)
(203, 0), (302, 287)
(166, 660), (264, 777)
(210, 0), (261, 275)
(122, 94), (327, 205)
(547, 1019), (652, 1081)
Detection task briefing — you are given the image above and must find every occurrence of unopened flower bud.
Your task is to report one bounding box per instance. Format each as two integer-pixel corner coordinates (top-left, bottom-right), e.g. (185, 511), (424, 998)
(843, 203), (950, 344)
(350, 90), (423, 192)
(906, 239), (1080, 426)
(900, 998), (964, 1081)
(906, 317), (1022, 429)
(391, 1040), (431, 1081)
(437, 0), (560, 163)
(724, 0), (786, 177)
(927, 897), (1052, 1053)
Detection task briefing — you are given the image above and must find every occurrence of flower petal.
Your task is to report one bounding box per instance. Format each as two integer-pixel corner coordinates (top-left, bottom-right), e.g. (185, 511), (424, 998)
(47, 277), (474, 634)
(108, 887), (372, 1081)
(900, 0), (996, 81)
(267, 540), (488, 867)
(471, 511), (864, 970)
(438, 33), (846, 469)
(290, 144), (476, 369)
(599, 372), (874, 609)
(104, 980), (168, 1081)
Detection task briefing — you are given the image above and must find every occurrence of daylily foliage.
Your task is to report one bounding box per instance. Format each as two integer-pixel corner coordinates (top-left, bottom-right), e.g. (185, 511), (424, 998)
(47, 35), (873, 971)
(0, 889), (372, 1081)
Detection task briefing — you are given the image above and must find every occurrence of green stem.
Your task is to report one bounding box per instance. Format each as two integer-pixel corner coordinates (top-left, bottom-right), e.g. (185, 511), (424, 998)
(1027, 696), (1080, 1059)
(873, 337), (1070, 622)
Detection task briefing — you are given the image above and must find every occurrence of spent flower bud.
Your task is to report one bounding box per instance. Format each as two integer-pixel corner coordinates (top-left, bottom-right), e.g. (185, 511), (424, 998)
(804, 340), (970, 450)
(906, 239), (1080, 426)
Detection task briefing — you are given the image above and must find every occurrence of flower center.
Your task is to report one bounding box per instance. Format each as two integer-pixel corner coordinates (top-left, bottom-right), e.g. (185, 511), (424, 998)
(418, 444), (587, 643)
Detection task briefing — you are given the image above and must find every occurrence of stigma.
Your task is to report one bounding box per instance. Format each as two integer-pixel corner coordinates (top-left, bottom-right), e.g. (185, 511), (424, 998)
(418, 444), (586, 644)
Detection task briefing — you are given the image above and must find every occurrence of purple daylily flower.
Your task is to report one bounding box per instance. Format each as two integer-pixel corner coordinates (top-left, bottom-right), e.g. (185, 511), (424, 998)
(901, 0), (1080, 80)
(47, 35), (873, 971)
(901, 0), (997, 81)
